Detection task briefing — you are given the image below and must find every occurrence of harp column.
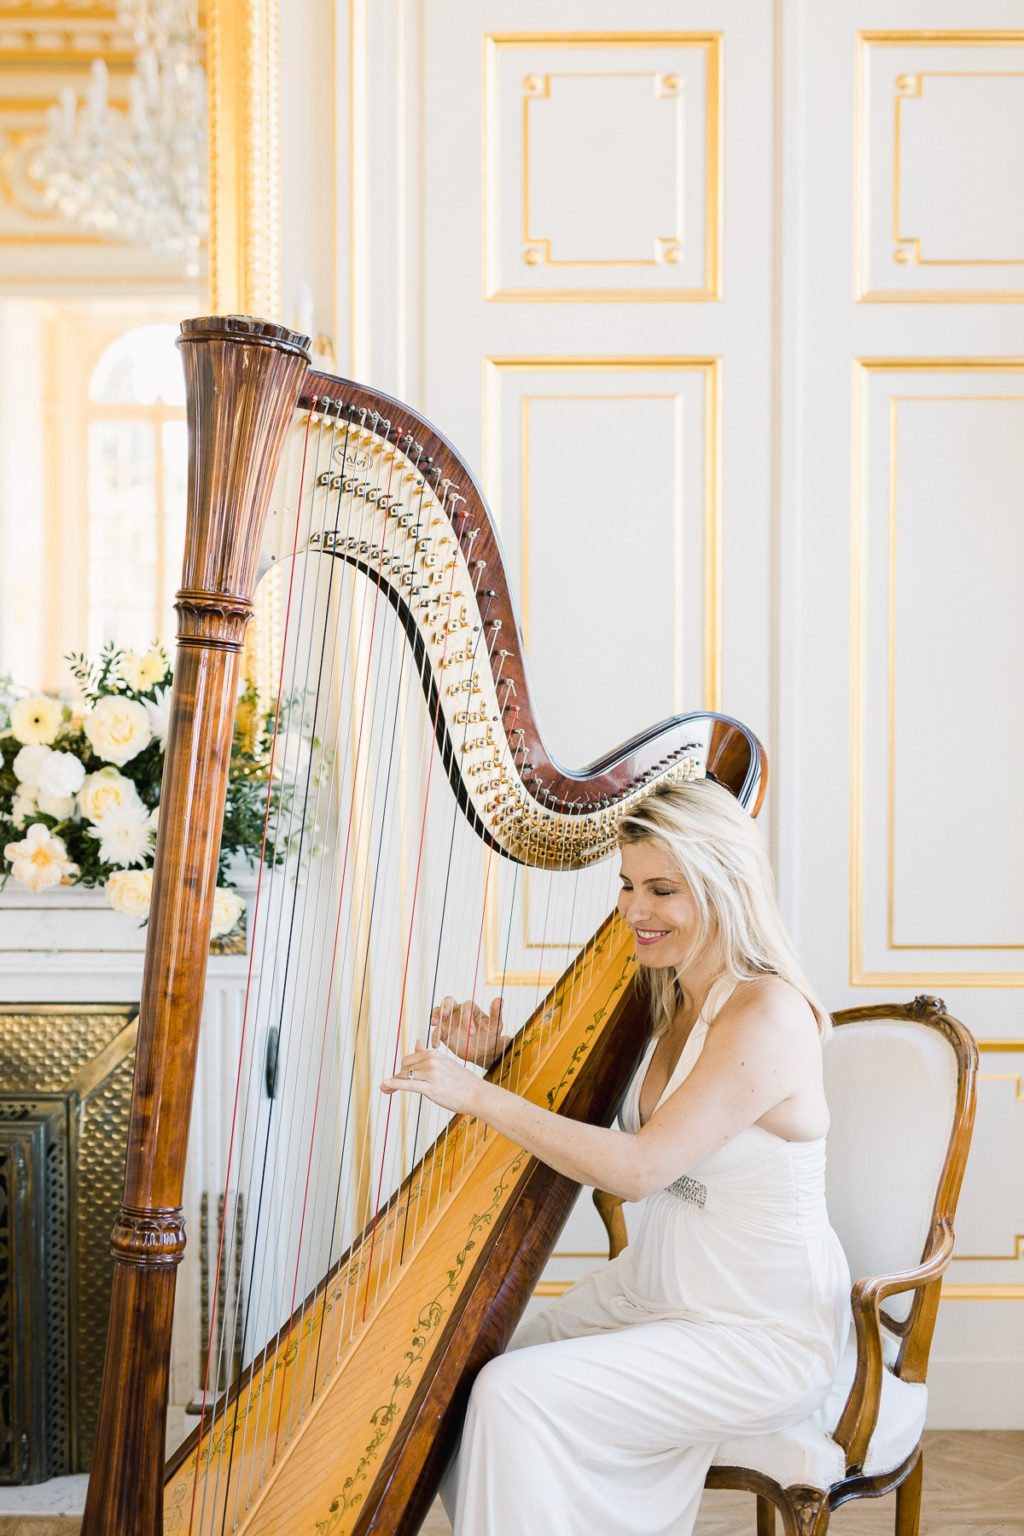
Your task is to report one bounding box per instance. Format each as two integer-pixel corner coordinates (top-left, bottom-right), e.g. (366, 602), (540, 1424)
(82, 318), (310, 1536)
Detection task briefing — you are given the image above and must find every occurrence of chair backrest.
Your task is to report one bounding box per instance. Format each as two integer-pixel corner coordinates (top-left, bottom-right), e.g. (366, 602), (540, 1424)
(823, 997), (976, 1328)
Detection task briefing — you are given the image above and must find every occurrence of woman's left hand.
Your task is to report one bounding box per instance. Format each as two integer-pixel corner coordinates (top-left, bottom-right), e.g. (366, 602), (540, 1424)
(380, 1040), (481, 1116)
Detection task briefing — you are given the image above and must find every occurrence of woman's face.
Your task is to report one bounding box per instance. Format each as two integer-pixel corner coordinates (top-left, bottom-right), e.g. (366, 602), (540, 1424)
(616, 839), (703, 970)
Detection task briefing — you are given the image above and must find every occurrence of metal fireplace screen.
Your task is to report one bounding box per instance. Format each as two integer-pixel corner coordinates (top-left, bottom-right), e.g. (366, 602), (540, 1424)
(0, 1003), (137, 1482)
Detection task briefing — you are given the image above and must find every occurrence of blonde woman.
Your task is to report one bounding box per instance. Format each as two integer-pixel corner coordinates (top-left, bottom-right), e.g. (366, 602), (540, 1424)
(382, 778), (850, 1536)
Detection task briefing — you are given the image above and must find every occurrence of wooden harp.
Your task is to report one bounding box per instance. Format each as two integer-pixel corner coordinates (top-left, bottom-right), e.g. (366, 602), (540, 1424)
(81, 317), (765, 1536)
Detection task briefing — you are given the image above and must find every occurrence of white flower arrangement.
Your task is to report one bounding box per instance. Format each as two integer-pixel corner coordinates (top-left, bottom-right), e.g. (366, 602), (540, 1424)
(0, 644), (320, 941)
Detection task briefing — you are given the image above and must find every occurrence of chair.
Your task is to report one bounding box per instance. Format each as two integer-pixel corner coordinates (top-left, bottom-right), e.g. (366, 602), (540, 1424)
(593, 994), (978, 1536)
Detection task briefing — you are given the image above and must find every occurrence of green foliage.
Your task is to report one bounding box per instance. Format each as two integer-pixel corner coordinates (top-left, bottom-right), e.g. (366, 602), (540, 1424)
(0, 649), (316, 899)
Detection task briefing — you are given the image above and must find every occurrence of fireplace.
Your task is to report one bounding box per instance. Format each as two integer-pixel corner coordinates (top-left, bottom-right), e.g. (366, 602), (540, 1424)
(0, 1003), (137, 1482)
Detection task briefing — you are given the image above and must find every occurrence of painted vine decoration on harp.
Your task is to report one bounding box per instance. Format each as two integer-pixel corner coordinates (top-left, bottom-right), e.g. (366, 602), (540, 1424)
(81, 317), (766, 1536)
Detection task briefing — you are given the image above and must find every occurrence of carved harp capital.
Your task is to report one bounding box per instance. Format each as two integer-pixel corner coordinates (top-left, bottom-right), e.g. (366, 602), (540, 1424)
(110, 1204), (187, 1268)
(175, 588), (254, 651)
(177, 315), (312, 617)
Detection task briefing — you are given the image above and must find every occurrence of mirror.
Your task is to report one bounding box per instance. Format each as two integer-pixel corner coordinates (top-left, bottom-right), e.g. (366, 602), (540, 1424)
(0, 2), (207, 693)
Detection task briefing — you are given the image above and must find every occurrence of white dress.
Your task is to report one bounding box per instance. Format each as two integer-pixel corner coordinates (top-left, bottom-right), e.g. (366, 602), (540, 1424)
(445, 979), (851, 1536)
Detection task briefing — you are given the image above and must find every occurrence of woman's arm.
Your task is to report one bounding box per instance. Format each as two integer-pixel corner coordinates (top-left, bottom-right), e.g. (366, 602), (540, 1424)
(382, 985), (818, 1201)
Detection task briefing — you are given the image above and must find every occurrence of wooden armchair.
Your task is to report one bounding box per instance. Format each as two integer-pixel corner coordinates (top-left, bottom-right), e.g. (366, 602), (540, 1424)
(594, 995), (978, 1536)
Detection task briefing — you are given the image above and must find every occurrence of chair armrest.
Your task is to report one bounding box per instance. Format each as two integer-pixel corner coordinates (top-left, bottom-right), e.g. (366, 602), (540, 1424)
(593, 1189), (629, 1260)
(832, 1223), (955, 1471)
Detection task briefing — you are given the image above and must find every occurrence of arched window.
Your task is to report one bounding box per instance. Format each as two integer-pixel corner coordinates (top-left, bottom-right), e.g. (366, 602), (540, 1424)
(86, 323), (187, 652)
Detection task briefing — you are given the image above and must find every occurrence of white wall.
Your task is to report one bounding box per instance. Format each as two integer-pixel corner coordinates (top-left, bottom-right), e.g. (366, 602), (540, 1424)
(273, 0), (1024, 1425)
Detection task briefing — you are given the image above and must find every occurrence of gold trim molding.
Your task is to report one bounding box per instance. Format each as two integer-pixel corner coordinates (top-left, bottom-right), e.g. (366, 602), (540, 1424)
(892, 72), (1024, 270)
(207, 0), (279, 316)
(484, 33), (721, 302)
(856, 32), (1024, 303)
(482, 355), (720, 987)
(207, 0), (281, 693)
(850, 359), (1024, 985)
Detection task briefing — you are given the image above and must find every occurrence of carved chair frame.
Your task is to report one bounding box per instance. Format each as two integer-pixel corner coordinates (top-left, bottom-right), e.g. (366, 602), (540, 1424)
(594, 994), (978, 1536)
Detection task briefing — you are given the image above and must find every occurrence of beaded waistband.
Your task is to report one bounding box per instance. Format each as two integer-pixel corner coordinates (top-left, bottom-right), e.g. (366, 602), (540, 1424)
(664, 1174), (707, 1209)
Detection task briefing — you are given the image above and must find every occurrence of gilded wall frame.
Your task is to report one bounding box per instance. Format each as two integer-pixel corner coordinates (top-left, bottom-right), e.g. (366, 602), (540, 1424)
(207, 0), (281, 692)
(207, 0), (280, 317)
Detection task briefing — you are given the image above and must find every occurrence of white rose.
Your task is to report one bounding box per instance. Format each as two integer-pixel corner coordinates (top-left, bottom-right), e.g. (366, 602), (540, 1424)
(78, 767), (142, 825)
(35, 748), (86, 799)
(11, 785), (38, 827)
(143, 685), (172, 750)
(83, 696), (151, 766)
(105, 868), (154, 920)
(10, 693), (63, 746)
(88, 803), (154, 867)
(210, 886), (245, 939)
(149, 803), (160, 831)
(37, 792), (76, 819)
(12, 744), (52, 786)
(4, 823), (78, 892)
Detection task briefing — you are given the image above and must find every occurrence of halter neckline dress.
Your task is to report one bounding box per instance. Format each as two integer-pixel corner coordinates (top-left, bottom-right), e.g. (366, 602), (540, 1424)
(446, 977), (851, 1536)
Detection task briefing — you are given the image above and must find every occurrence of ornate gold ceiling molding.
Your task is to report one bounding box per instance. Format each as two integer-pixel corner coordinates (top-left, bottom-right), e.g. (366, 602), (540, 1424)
(207, 0), (278, 316)
(0, 2), (129, 62)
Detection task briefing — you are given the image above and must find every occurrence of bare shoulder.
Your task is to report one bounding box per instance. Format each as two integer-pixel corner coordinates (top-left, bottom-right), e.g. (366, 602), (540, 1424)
(706, 977), (820, 1061)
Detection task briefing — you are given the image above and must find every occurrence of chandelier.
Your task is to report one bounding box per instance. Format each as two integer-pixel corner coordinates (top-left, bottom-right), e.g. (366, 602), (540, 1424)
(32, 0), (207, 273)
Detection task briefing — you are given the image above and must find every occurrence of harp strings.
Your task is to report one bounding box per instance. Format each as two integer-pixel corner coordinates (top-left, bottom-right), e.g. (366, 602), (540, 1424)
(184, 402), (615, 1532)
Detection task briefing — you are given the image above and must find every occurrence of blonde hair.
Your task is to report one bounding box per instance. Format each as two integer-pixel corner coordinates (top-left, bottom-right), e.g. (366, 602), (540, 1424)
(618, 778), (831, 1038)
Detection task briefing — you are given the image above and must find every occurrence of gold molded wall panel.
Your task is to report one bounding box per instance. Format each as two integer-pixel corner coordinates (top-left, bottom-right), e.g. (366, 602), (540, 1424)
(207, 0), (279, 316)
(947, 1051), (1024, 1296)
(484, 33), (720, 302)
(857, 32), (1024, 302)
(483, 356), (719, 986)
(851, 361), (1024, 986)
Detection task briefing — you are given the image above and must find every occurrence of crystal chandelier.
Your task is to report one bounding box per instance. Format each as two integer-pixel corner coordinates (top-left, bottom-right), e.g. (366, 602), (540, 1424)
(32, 0), (207, 273)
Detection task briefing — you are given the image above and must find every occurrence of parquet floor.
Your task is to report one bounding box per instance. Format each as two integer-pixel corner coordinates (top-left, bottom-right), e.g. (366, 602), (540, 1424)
(0, 1431), (1018, 1536)
(418, 1432), (1024, 1536)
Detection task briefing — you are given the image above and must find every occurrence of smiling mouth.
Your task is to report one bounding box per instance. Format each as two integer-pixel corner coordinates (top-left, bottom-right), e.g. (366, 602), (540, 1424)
(634, 928), (670, 944)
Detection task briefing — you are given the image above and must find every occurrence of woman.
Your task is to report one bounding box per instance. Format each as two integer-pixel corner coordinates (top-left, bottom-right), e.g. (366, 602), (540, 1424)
(381, 778), (851, 1536)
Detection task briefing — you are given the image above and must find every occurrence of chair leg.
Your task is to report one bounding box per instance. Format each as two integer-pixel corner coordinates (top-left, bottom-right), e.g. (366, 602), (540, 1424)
(895, 1448), (923, 1536)
(756, 1494), (776, 1536)
(781, 1487), (830, 1536)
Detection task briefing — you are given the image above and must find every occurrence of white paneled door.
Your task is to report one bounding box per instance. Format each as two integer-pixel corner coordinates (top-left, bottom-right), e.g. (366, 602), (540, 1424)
(283, 0), (1024, 1424)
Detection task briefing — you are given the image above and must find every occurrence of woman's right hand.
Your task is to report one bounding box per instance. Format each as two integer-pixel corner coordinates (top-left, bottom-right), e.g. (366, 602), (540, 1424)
(430, 996), (508, 1069)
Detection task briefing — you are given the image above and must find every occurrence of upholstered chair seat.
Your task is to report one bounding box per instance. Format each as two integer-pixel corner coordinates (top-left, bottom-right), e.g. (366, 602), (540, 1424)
(710, 1333), (926, 1489)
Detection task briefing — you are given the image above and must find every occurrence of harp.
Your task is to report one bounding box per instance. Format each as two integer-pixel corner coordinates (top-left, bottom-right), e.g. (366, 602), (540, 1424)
(81, 317), (765, 1536)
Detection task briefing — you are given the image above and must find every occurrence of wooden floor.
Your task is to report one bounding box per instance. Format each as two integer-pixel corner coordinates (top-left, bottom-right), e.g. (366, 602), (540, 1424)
(1, 1431), (1019, 1535)
(416, 1432), (1023, 1536)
